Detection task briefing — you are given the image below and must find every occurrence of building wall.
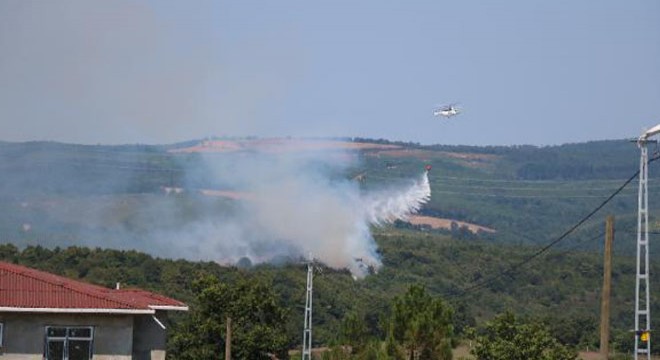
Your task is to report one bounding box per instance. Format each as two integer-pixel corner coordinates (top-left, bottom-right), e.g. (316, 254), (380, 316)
(0, 313), (133, 360)
(132, 312), (168, 360)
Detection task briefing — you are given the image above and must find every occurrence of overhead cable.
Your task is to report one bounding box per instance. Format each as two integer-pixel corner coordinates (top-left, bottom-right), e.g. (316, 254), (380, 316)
(447, 154), (660, 298)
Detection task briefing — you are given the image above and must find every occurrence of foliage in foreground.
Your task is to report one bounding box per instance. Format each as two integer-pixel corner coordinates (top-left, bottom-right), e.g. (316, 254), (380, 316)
(387, 285), (453, 360)
(468, 311), (577, 360)
(331, 285), (453, 360)
(168, 274), (289, 360)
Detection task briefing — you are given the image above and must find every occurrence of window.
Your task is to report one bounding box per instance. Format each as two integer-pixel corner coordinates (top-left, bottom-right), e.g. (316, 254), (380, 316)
(0, 322), (3, 347)
(44, 326), (93, 360)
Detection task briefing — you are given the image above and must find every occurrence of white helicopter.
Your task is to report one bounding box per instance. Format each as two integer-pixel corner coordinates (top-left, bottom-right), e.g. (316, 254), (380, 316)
(433, 103), (461, 118)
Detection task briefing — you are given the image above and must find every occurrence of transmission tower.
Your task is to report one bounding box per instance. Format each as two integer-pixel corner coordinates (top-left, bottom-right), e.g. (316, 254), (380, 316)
(301, 257), (314, 360)
(635, 140), (651, 359)
(634, 125), (660, 360)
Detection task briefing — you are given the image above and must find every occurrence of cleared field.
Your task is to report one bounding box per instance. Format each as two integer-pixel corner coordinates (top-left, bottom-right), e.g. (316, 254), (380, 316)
(408, 215), (496, 233)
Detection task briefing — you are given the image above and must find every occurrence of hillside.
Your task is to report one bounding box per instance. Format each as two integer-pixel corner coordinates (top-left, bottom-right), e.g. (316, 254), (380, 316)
(1, 138), (658, 354)
(0, 138), (655, 254)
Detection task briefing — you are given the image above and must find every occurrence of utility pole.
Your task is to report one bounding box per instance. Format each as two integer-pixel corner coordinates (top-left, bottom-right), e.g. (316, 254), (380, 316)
(302, 257), (314, 360)
(600, 215), (614, 360)
(225, 316), (231, 360)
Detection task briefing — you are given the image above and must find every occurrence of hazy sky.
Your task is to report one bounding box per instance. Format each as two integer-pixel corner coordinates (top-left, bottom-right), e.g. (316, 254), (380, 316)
(1, 1), (658, 146)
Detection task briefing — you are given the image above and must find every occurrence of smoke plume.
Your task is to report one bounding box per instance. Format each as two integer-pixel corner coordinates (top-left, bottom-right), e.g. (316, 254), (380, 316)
(3, 141), (430, 278)
(151, 148), (431, 278)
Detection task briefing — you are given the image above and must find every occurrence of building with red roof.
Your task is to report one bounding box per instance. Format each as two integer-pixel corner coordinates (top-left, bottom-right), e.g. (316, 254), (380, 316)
(0, 261), (187, 360)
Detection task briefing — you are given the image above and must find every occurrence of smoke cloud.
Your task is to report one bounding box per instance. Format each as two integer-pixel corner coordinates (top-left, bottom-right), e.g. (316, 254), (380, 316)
(0, 1), (431, 276)
(1, 140), (429, 278)
(147, 146), (431, 277)
(0, 1), (304, 144)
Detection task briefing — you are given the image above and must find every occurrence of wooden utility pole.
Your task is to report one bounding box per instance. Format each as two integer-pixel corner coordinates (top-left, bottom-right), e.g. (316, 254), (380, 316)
(225, 316), (232, 360)
(600, 215), (614, 359)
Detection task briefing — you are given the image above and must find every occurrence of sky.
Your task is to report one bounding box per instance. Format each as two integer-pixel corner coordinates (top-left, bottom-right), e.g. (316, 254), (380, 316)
(0, 0), (659, 146)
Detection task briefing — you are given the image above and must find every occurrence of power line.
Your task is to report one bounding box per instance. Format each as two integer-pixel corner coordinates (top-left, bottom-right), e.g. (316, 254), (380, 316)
(429, 183), (651, 192)
(367, 172), (650, 184)
(431, 190), (637, 199)
(433, 175), (642, 184)
(621, 230), (660, 235)
(553, 231), (606, 257)
(0, 160), (186, 173)
(446, 155), (660, 298)
(364, 173), (660, 199)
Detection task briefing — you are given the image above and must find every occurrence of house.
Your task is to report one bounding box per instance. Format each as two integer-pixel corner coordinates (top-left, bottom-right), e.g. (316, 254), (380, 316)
(0, 261), (188, 360)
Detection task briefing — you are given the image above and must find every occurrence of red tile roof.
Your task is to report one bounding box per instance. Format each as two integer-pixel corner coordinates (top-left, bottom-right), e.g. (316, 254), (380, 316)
(0, 261), (187, 313)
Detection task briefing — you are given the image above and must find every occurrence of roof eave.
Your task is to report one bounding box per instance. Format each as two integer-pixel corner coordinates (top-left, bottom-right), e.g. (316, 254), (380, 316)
(149, 305), (189, 311)
(0, 307), (155, 314)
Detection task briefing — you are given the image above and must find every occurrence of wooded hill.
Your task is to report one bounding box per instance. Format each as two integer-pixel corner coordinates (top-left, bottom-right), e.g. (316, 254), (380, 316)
(0, 138), (658, 356)
(0, 229), (653, 356)
(0, 138), (654, 252)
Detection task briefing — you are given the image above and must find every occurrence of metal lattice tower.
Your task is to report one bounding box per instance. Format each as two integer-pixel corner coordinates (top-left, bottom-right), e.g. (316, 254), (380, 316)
(635, 131), (657, 359)
(301, 259), (313, 360)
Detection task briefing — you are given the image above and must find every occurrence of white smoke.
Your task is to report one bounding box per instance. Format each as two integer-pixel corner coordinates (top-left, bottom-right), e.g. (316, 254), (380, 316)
(245, 169), (431, 277)
(146, 151), (432, 278)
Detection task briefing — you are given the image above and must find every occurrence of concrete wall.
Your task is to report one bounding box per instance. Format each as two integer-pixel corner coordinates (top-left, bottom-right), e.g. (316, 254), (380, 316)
(0, 313), (133, 360)
(132, 312), (168, 360)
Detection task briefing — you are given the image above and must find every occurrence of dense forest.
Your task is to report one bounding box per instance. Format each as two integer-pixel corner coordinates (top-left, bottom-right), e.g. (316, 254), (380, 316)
(1, 138), (659, 358)
(0, 229), (653, 358)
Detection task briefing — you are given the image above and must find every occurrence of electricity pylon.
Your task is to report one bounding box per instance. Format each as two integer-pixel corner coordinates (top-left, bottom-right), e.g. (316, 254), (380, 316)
(634, 124), (660, 359)
(302, 256), (313, 360)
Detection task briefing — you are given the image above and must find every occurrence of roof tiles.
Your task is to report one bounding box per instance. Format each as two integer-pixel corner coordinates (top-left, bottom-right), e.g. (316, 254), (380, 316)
(0, 261), (187, 313)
